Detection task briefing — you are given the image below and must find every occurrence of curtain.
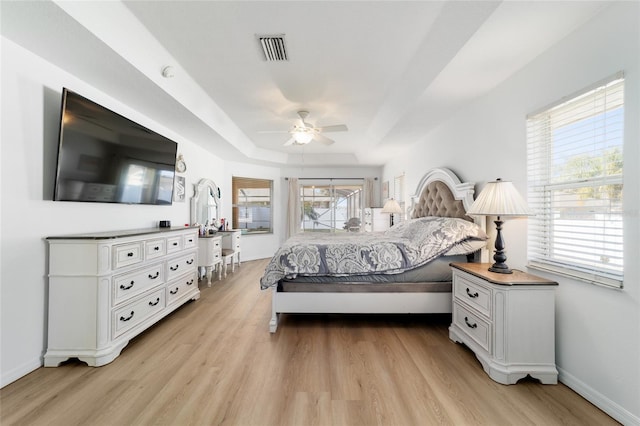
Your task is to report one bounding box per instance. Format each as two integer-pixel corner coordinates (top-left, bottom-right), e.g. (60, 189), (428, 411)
(363, 177), (375, 208)
(286, 177), (300, 239)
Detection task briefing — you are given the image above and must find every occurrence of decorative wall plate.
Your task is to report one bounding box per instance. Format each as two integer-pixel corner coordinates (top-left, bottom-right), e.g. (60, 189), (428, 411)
(176, 153), (187, 173)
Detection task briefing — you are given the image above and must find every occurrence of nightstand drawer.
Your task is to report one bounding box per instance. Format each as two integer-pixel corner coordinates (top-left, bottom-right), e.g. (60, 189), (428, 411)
(453, 302), (491, 353)
(453, 271), (491, 317)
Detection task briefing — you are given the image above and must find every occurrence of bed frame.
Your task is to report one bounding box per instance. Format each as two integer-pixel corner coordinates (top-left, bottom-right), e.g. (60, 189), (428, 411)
(269, 167), (487, 332)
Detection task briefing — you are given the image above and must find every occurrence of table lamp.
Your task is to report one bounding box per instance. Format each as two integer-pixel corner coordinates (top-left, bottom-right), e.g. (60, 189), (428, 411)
(381, 198), (403, 227)
(467, 178), (533, 274)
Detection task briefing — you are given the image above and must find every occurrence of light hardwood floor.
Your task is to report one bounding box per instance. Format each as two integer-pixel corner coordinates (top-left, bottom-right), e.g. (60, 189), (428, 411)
(1, 259), (618, 425)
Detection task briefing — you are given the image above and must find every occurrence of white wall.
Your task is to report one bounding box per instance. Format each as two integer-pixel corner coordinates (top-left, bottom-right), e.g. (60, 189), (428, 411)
(384, 3), (639, 424)
(0, 38), (228, 386)
(0, 38), (380, 388)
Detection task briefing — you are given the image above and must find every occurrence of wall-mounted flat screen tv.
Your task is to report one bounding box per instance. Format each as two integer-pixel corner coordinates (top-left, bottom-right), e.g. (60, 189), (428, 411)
(53, 88), (177, 205)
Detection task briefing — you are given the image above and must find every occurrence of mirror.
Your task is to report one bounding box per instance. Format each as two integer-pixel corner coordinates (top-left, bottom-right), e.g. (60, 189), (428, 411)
(190, 178), (220, 227)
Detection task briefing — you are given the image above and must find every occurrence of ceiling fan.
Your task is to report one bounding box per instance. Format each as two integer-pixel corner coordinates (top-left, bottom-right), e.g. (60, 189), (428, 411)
(260, 111), (348, 146)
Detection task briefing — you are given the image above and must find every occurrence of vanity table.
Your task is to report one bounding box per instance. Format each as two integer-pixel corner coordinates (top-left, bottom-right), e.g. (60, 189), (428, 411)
(198, 234), (222, 286)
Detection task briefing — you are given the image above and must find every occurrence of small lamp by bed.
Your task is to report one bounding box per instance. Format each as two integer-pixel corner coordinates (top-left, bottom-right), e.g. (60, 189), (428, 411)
(381, 198), (403, 227)
(467, 178), (533, 274)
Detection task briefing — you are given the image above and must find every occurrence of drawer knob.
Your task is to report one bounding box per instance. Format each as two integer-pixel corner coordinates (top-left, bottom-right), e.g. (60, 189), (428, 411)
(186, 259), (194, 265)
(120, 281), (134, 290)
(120, 311), (135, 322)
(127, 252), (134, 257)
(466, 288), (479, 298)
(186, 279), (194, 286)
(148, 272), (160, 280)
(464, 316), (478, 329)
(149, 297), (160, 307)
(173, 242), (178, 246)
(170, 265), (179, 271)
(170, 287), (179, 295)
(154, 246), (160, 251)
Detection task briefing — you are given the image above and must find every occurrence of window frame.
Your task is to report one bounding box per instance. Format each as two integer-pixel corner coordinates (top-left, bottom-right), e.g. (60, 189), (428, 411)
(526, 73), (624, 288)
(231, 176), (274, 235)
(299, 179), (365, 233)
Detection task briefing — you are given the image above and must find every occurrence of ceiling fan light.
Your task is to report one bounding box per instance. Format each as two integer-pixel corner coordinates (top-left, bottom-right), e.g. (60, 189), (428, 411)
(293, 130), (313, 144)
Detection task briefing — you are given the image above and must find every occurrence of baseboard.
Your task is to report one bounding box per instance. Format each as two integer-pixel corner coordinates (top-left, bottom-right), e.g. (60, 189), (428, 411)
(558, 366), (640, 426)
(1, 357), (42, 389)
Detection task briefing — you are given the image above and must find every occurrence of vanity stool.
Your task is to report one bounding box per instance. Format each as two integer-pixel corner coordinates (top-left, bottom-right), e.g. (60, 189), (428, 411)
(221, 249), (237, 277)
(219, 229), (241, 277)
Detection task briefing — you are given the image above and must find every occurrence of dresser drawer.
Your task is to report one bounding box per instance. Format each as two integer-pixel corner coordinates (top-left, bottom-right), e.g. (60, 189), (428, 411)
(453, 302), (491, 353)
(453, 272), (492, 318)
(183, 233), (197, 249)
(166, 236), (183, 254)
(112, 289), (165, 338)
(113, 263), (165, 306)
(166, 270), (198, 306)
(166, 251), (197, 281)
(145, 238), (166, 260)
(113, 242), (143, 269)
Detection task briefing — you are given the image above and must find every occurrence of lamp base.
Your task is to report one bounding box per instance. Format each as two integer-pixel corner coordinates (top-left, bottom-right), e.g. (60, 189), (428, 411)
(489, 218), (513, 274)
(488, 263), (513, 274)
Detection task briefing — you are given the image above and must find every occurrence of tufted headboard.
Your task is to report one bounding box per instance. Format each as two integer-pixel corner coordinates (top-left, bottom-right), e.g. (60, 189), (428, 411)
(407, 168), (487, 261)
(410, 180), (472, 222)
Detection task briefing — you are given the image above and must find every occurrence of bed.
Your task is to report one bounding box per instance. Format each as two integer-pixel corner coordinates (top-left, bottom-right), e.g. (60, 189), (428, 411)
(261, 167), (488, 332)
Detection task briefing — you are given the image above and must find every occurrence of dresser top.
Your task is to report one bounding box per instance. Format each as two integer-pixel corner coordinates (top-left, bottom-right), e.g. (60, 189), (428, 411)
(451, 262), (558, 286)
(47, 226), (198, 240)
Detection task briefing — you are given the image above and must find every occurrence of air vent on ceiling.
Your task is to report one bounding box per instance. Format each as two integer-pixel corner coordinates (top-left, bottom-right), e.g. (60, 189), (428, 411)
(258, 35), (288, 61)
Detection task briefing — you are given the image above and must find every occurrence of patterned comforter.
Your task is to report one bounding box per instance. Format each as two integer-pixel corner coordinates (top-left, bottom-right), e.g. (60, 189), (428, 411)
(260, 217), (487, 289)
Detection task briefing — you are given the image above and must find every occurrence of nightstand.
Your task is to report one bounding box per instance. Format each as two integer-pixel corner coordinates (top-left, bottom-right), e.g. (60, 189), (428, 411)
(449, 262), (558, 385)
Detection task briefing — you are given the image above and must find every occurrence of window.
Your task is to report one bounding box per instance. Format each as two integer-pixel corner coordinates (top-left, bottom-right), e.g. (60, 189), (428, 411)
(526, 73), (624, 288)
(232, 177), (273, 234)
(300, 181), (363, 233)
(394, 173), (406, 223)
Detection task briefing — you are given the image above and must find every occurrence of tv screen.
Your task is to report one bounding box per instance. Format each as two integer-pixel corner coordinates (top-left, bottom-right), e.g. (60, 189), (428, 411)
(53, 88), (177, 205)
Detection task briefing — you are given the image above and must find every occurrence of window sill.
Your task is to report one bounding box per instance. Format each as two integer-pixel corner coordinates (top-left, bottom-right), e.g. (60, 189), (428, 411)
(527, 261), (623, 289)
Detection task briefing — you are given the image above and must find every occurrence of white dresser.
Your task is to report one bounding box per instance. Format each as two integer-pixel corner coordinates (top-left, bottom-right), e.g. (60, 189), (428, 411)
(45, 227), (199, 367)
(449, 262), (558, 385)
(363, 207), (389, 232)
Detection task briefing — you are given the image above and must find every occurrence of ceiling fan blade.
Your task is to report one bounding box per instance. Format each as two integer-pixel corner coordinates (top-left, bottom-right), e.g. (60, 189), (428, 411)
(315, 134), (335, 145)
(257, 130), (289, 134)
(319, 124), (348, 133)
(283, 137), (296, 146)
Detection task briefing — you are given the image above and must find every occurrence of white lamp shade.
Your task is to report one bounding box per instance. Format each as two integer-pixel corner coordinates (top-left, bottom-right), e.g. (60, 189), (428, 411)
(381, 198), (403, 214)
(467, 180), (534, 217)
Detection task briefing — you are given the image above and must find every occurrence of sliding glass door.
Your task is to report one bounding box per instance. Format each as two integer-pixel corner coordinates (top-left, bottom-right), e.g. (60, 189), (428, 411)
(300, 182), (363, 233)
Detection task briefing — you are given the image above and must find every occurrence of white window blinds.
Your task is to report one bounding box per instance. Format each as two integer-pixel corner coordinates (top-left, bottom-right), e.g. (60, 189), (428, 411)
(526, 73), (624, 288)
